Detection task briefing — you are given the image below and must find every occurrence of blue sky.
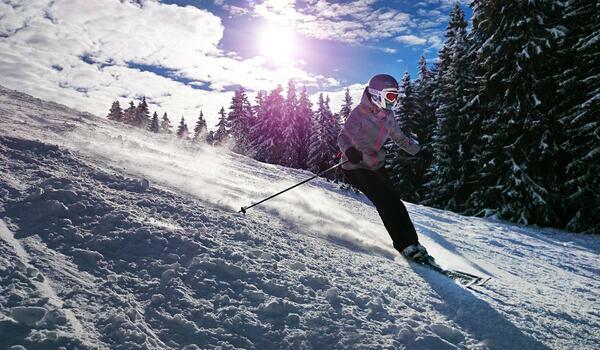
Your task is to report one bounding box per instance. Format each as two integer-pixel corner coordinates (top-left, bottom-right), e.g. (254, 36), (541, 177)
(164, 0), (471, 88)
(0, 0), (471, 128)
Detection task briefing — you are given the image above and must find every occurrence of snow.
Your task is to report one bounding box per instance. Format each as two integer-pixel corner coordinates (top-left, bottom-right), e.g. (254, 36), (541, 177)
(532, 93), (541, 107)
(0, 84), (599, 349)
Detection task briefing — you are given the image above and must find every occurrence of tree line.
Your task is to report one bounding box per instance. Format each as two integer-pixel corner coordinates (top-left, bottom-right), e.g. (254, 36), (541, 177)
(387, 0), (598, 234)
(105, 83), (351, 176)
(106, 97), (208, 141)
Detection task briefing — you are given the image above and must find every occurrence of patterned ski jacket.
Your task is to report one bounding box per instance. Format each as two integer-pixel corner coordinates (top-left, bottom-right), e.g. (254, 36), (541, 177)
(338, 87), (420, 171)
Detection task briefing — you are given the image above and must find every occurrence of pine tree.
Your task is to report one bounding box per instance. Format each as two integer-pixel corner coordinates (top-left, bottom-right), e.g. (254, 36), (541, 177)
(281, 80), (300, 167)
(122, 101), (136, 125)
(132, 97), (151, 128)
(413, 57), (437, 195)
(325, 95), (341, 161)
(468, 0), (564, 226)
(425, 3), (472, 211)
(386, 72), (423, 202)
(148, 111), (160, 133)
(248, 86), (285, 164)
(414, 56), (436, 151)
(340, 87), (353, 123)
(107, 101), (124, 122)
(193, 111), (208, 142)
(253, 90), (267, 122)
(212, 107), (229, 145)
(176, 116), (189, 139)
(308, 94), (338, 175)
(296, 86), (313, 169)
(227, 87), (254, 153)
(160, 112), (173, 134)
(555, 0), (600, 233)
(457, 0), (488, 215)
(248, 90), (268, 161)
(206, 130), (215, 145)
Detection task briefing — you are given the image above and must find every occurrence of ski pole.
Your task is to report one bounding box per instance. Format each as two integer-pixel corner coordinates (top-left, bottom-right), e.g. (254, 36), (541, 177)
(239, 160), (349, 214)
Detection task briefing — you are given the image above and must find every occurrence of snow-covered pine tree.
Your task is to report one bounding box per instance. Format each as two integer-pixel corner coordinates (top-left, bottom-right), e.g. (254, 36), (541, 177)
(206, 130), (215, 145)
(295, 86), (313, 169)
(122, 101), (136, 125)
(132, 97), (151, 128)
(386, 72), (423, 202)
(307, 94), (325, 174)
(325, 95), (342, 166)
(340, 88), (353, 124)
(468, 0), (564, 227)
(424, 3), (471, 211)
(148, 111), (160, 133)
(107, 101), (123, 122)
(281, 80), (300, 168)
(450, 3), (480, 212)
(212, 107), (230, 145)
(456, 0), (489, 216)
(266, 86), (286, 165)
(415, 56), (435, 124)
(248, 86), (285, 164)
(193, 111), (207, 142)
(253, 90), (267, 122)
(307, 94), (338, 175)
(412, 56), (437, 193)
(330, 112), (345, 182)
(227, 86), (254, 154)
(248, 90), (268, 161)
(555, 0), (600, 233)
(160, 112), (173, 134)
(176, 116), (189, 139)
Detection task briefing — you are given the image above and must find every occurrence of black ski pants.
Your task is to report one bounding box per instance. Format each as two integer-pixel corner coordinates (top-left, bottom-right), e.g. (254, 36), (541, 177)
(343, 167), (419, 252)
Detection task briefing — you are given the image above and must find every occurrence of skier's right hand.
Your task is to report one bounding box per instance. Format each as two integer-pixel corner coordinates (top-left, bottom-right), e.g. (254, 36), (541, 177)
(402, 138), (421, 156)
(345, 147), (363, 164)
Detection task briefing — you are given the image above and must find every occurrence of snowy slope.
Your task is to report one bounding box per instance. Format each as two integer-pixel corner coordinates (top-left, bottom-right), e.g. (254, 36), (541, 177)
(0, 85), (598, 350)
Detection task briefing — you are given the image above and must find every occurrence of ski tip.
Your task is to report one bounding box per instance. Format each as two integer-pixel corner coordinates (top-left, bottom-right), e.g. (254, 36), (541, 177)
(465, 276), (492, 289)
(477, 276), (492, 286)
(464, 279), (479, 289)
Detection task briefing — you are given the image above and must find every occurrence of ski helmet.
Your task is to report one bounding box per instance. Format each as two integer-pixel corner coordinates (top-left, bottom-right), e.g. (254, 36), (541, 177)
(367, 74), (399, 110)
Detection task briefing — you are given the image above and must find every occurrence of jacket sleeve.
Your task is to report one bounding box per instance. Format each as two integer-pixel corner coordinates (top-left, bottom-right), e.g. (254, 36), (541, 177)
(386, 113), (421, 156)
(337, 111), (361, 153)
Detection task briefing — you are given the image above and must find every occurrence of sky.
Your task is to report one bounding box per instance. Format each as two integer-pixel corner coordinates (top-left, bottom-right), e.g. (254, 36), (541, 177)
(0, 0), (470, 129)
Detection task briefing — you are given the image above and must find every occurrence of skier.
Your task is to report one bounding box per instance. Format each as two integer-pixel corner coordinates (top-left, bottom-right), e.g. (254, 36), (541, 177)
(338, 74), (432, 264)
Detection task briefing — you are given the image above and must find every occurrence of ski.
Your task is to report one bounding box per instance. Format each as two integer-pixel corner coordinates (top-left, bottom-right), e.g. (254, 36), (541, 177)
(414, 259), (491, 289)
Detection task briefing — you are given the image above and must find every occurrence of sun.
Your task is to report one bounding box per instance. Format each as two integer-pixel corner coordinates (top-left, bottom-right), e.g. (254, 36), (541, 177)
(259, 23), (297, 65)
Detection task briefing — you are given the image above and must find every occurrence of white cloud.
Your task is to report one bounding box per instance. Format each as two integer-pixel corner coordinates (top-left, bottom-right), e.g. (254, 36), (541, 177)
(0, 0), (337, 128)
(252, 0), (413, 43)
(363, 45), (397, 54)
(395, 34), (427, 46)
(0, 0), (228, 126)
(427, 35), (444, 50)
(425, 0), (467, 7)
(310, 83), (365, 114)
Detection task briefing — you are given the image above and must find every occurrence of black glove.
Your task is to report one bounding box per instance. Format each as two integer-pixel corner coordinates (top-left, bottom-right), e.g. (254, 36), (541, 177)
(345, 147), (363, 164)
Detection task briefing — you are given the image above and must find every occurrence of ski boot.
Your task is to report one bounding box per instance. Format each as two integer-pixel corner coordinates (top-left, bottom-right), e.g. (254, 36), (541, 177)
(401, 244), (435, 265)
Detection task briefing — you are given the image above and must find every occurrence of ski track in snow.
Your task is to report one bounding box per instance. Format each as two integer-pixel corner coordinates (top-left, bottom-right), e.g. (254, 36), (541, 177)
(0, 85), (599, 349)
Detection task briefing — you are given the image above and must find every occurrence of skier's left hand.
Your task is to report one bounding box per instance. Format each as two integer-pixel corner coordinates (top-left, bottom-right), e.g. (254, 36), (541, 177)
(345, 147), (363, 164)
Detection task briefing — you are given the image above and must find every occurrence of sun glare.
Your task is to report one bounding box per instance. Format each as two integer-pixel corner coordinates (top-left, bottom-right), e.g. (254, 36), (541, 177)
(260, 24), (296, 65)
